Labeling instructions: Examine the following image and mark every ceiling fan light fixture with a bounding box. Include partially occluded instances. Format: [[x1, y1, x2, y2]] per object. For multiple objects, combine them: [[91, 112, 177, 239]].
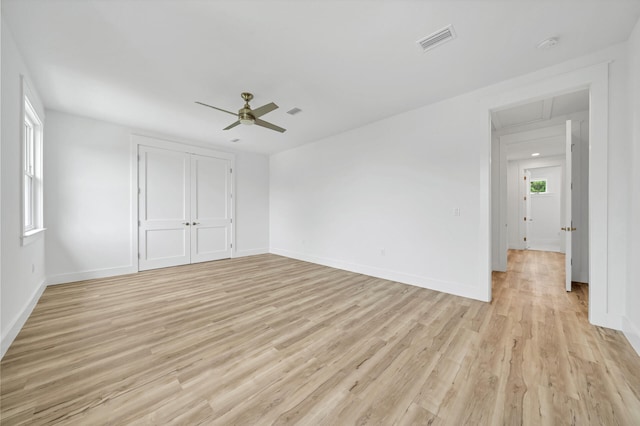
[[197, 92, 286, 133]]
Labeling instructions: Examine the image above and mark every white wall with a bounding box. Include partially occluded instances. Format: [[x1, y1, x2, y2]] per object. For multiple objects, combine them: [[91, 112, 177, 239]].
[[271, 93, 487, 301], [271, 42, 629, 327], [1, 21, 47, 357], [624, 17, 640, 354], [44, 112, 134, 282], [234, 151, 270, 257], [44, 111, 270, 284]]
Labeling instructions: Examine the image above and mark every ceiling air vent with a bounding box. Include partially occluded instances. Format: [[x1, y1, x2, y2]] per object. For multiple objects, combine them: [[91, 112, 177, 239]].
[[286, 107, 302, 116], [416, 24, 456, 53]]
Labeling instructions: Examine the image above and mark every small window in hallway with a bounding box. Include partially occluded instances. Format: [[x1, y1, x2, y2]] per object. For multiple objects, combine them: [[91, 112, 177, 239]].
[[530, 179, 547, 194]]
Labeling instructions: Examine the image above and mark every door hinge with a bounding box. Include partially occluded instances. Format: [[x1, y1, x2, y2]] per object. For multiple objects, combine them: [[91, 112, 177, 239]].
[[138, 220, 141, 226], [524, 216, 526, 221], [230, 168, 233, 174], [230, 243, 233, 248], [230, 218, 233, 223], [524, 196, 527, 201], [524, 237, 527, 241], [571, 182, 573, 190], [138, 253, 141, 259], [524, 176, 527, 180], [571, 258, 573, 265]]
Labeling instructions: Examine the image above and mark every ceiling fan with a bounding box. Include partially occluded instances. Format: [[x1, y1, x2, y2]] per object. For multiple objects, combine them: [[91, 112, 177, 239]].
[[196, 92, 286, 133]]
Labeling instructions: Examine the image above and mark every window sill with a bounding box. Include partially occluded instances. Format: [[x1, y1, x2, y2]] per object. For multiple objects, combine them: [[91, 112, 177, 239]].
[[22, 227, 46, 246]]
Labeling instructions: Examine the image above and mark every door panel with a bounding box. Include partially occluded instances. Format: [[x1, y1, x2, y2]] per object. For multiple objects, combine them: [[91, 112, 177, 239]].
[[146, 228, 189, 259], [139, 146, 191, 271], [190, 154, 232, 263]]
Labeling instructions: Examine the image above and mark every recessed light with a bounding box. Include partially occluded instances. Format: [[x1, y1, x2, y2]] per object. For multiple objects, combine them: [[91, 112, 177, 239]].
[[537, 37, 559, 50], [531, 152, 540, 157], [230, 138, 240, 143]]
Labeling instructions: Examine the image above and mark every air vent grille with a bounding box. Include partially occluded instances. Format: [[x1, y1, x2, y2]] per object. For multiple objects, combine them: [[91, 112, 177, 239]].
[[286, 107, 302, 115], [416, 24, 456, 52]]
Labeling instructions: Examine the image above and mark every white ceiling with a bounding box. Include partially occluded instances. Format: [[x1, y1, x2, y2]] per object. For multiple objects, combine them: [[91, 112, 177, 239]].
[[3, 1, 639, 154], [492, 89, 589, 130], [496, 89, 589, 161]]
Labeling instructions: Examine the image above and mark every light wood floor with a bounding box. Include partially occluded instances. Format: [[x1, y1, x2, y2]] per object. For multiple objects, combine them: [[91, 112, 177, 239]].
[[1, 250, 639, 425]]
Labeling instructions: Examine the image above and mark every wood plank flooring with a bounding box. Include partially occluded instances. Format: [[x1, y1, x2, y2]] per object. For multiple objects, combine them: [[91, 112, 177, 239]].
[[1, 250, 639, 425]]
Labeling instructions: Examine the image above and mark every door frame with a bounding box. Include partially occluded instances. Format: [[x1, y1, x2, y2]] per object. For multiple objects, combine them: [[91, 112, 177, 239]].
[[486, 61, 611, 328], [130, 133, 235, 271]]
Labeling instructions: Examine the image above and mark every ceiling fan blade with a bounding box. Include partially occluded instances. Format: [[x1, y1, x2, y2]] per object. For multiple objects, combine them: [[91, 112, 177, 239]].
[[254, 118, 286, 133], [251, 102, 278, 118], [223, 121, 241, 130], [195, 101, 237, 116]]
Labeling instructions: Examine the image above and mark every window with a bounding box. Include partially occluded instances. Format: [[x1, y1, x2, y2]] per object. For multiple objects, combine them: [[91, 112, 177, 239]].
[[22, 85, 44, 243], [530, 179, 547, 194]]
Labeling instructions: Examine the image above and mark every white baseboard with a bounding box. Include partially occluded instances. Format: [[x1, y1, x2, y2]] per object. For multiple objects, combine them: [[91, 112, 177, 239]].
[[46, 265, 138, 286], [269, 248, 487, 302], [1, 278, 47, 359], [527, 241, 562, 252], [622, 316, 640, 356], [234, 248, 269, 258]]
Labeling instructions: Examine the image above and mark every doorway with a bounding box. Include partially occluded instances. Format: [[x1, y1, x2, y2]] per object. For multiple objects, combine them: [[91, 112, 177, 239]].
[[486, 63, 610, 328], [491, 89, 590, 295], [524, 165, 563, 252]]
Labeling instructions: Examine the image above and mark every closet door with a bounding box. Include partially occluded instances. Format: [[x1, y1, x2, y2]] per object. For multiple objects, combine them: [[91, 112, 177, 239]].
[[139, 146, 191, 271], [190, 154, 232, 263]]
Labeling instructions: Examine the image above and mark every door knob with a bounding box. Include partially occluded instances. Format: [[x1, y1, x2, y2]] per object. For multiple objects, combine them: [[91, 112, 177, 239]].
[[192, 222, 200, 225], [183, 222, 190, 226], [561, 227, 567, 231]]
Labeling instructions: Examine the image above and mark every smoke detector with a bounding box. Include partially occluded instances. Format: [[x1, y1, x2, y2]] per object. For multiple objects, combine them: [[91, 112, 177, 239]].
[[416, 25, 456, 53]]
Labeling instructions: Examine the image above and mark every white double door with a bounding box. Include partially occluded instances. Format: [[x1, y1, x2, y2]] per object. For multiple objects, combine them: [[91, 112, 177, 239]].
[[138, 145, 232, 271]]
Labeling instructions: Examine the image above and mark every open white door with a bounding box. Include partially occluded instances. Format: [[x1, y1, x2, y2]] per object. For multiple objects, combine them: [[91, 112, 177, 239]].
[[190, 154, 232, 263], [139, 146, 191, 271], [524, 170, 532, 249], [564, 120, 575, 291]]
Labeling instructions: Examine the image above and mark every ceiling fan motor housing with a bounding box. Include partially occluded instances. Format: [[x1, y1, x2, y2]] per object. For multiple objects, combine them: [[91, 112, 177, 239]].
[[239, 108, 255, 125]]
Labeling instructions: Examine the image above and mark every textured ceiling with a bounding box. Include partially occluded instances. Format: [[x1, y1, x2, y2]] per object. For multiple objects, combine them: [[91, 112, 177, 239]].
[[2, 1, 639, 154]]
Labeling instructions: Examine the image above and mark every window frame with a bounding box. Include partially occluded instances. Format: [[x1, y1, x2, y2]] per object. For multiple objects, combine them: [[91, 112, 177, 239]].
[[21, 79, 45, 245]]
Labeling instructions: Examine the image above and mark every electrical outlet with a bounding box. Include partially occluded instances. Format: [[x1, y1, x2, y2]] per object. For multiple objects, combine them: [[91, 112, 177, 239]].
[[453, 207, 461, 216]]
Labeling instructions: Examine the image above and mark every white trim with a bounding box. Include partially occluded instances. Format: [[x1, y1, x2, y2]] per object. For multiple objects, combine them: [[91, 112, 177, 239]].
[[1, 279, 47, 359], [270, 248, 489, 302], [234, 248, 269, 258], [486, 61, 613, 329], [21, 227, 46, 246], [46, 266, 138, 286], [622, 316, 640, 357], [21, 77, 45, 244]]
